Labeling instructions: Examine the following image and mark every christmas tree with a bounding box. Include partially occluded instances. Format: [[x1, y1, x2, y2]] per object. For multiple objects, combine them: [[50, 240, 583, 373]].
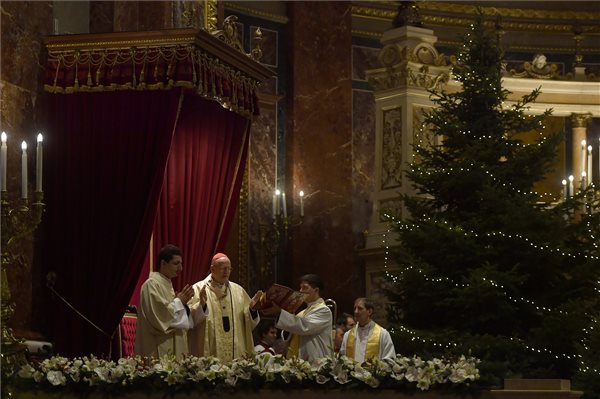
[[384, 12, 600, 394]]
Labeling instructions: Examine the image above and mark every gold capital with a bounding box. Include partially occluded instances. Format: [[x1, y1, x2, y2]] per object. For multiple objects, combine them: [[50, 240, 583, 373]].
[[570, 113, 592, 128]]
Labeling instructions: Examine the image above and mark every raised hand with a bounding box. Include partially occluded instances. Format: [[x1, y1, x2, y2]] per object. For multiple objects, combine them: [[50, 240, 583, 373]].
[[250, 290, 264, 310], [176, 284, 194, 304], [198, 284, 207, 305]]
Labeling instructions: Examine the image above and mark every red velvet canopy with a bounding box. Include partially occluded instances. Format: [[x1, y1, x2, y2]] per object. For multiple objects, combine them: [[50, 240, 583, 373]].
[[40, 28, 272, 357]]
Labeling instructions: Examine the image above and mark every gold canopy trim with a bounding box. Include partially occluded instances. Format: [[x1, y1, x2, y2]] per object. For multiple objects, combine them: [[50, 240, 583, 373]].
[[43, 29, 274, 118]]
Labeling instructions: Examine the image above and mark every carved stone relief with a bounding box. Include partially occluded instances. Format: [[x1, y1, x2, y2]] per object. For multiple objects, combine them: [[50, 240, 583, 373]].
[[412, 105, 437, 163], [382, 107, 403, 190], [379, 198, 403, 222]]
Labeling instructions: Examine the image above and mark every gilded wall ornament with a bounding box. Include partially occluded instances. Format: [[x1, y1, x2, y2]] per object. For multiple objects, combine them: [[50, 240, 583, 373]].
[[508, 53, 559, 80]]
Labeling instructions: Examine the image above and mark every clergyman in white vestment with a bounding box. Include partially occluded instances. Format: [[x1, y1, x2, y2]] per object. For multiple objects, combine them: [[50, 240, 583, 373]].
[[340, 297, 396, 362], [188, 253, 263, 361], [271, 274, 333, 362], [135, 244, 208, 359]]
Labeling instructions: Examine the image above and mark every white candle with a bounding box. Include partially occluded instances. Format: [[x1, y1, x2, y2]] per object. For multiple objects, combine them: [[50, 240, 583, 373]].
[[272, 192, 277, 219], [581, 171, 587, 190], [568, 175, 574, 198], [1, 132, 7, 191], [299, 190, 304, 217], [282, 192, 287, 218], [36, 133, 43, 192], [581, 140, 586, 179], [587, 145, 593, 184], [561, 179, 567, 201], [21, 141, 28, 199], [275, 189, 281, 216]]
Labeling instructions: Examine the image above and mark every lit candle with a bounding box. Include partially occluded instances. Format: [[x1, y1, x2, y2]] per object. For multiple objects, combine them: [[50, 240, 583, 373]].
[[587, 145, 593, 184], [21, 141, 28, 199], [36, 133, 43, 192], [561, 179, 567, 201], [299, 190, 304, 217], [275, 189, 281, 216], [581, 140, 586, 180], [1, 132, 7, 191], [282, 191, 287, 218], [568, 175, 574, 198]]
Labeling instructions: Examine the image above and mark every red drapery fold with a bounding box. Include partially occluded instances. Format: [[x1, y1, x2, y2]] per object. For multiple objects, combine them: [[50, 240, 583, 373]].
[[42, 89, 183, 357], [149, 95, 250, 292]]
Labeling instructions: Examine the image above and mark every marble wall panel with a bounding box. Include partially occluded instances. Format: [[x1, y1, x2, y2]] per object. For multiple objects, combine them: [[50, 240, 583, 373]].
[[113, 1, 173, 32], [352, 45, 382, 82], [247, 106, 277, 294], [352, 89, 376, 244], [1, 1, 52, 92], [286, 2, 356, 313], [90, 1, 115, 33]]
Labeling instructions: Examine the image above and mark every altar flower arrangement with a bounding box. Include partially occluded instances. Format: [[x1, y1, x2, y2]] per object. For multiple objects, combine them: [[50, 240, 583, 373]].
[[15, 354, 479, 394]]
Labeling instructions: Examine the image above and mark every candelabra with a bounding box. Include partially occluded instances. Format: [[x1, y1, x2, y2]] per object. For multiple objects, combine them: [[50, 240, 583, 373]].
[[258, 191, 305, 287], [1, 190, 44, 393]]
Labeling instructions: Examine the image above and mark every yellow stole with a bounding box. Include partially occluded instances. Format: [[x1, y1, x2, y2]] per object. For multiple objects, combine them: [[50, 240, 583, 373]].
[[345, 322, 381, 361], [287, 298, 326, 358]]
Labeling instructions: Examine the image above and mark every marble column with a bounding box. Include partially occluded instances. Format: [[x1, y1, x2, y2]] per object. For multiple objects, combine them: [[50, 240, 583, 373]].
[[570, 113, 592, 192], [285, 2, 356, 313]]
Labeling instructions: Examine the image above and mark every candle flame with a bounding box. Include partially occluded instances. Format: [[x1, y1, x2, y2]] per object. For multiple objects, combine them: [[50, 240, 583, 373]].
[[37, 133, 44, 143], [299, 190, 304, 197], [1, 132, 6, 142], [21, 141, 27, 150]]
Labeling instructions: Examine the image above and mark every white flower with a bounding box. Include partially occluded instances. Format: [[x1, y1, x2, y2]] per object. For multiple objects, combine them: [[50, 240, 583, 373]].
[[33, 371, 45, 383], [315, 374, 330, 384], [47, 370, 67, 386], [18, 365, 35, 379]]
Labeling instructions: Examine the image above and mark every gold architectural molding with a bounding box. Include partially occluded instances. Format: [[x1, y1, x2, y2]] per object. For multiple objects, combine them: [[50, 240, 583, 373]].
[[205, 0, 218, 31], [418, 1, 600, 21], [570, 113, 593, 128], [224, 2, 289, 24], [435, 39, 600, 55], [352, 4, 600, 33]]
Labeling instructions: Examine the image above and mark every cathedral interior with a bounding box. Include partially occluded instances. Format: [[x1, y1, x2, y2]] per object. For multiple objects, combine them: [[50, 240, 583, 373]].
[[1, 0, 599, 360]]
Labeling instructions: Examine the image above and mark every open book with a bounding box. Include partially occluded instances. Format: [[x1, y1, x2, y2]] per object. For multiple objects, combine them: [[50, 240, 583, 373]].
[[256, 284, 308, 313]]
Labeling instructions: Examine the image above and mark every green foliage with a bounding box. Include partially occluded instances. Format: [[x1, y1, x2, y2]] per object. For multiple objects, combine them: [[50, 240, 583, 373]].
[[384, 11, 600, 396]]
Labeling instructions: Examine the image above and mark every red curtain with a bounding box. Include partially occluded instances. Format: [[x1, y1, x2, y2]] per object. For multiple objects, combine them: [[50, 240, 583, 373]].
[[150, 95, 250, 291], [42, 89, 183, 357]]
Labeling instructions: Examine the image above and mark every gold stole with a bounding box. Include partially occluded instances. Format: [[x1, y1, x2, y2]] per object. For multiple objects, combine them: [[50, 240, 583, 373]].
[[209, 285, 234, 361], [287, 298, 326, 358], [346, 322, 381, 361]]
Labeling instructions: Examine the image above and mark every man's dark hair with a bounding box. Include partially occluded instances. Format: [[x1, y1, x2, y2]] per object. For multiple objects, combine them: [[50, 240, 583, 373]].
[[257, 320, 276, 339], [158, 244, 182, 264], [354, 297, 375, 312], [336, 312, 353, 327], [300, 274, 324, 291]]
